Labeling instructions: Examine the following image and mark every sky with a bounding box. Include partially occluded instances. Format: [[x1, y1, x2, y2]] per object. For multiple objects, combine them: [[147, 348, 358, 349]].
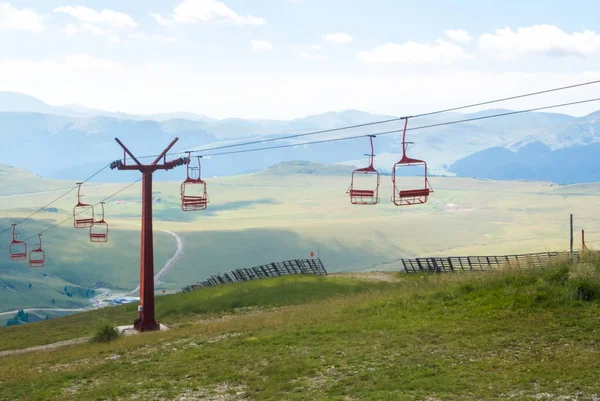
[[1, 0, 600, 119]]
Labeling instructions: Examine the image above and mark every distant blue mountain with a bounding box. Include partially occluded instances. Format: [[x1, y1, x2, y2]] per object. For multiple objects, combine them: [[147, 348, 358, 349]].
[[2, 91, 600, 183], [449, 141, 600, 184]]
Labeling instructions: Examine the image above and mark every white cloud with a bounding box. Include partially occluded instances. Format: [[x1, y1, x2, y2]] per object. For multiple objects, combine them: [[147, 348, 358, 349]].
[[2, 60, 599, 121], [155, 34, 177, 43], [251, 40, 273, 51], [54, 5, 137, 28], [151, 13, 171, 26], [64, 23, 109, 36], [311, 45, 322, 50], [0, 3, 44, 33], [109, 35, 120, 43], [479, 25, 600, 58], [444, 29, 472, 44], [128, 32, 177, 43], [357, 40, 471, 64], [64, 54, 123, 71], [128, 32, 146, 39], [0, 54, 122, 75], [300, 52, 326, 61], [323, 32, 352, 44], [162, 0, 266, 25]]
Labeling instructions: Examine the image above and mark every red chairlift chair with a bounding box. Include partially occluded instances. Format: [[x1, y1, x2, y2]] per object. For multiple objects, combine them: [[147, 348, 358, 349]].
[[181, 152, 208, 212], [73, 182, 95, 228], [391, 118, 433, 206], [90, 202, 109, 243], [29, 234, 45, 268], [9, 224, 27, 261], [347, 135, 380, 205]]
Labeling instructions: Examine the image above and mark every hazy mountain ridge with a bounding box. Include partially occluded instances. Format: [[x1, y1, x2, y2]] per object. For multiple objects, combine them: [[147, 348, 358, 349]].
[[449, 141, 600, 184], [1, 91, 600, 183]]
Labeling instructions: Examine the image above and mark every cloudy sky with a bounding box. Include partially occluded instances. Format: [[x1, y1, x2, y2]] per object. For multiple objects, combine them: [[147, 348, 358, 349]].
[[1, 0, 600, 119]]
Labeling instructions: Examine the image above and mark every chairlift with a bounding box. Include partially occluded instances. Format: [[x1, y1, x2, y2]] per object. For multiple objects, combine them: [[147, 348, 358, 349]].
[[347, 135, 380, 205], [391, 118, 433, 206], [181, 152, 208, 212], [9, 224, 27, 261], [29, 234, 45, 268], [90, 202, 108, 243], [73, 182, 95, 228]]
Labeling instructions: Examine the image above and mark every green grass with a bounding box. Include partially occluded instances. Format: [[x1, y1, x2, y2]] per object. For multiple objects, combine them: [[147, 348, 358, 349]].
[[0, 275, 393, 351], [2, 261, 600, 399], [3, 172, 600, 312]]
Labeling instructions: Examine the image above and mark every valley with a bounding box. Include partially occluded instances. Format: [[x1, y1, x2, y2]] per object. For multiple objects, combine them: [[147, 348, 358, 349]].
[[1, 161, 598, 316]]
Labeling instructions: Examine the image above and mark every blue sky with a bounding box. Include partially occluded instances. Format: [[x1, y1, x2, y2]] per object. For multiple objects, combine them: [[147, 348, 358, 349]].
[[1, 0, 599, 119]]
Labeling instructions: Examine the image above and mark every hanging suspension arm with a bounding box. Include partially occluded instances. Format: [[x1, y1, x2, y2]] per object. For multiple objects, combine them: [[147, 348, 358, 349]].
[[114, 138, 142, 166], [152, 137, 179, 165], [368, 135, 375, 168], [401, 117, 409, 159]]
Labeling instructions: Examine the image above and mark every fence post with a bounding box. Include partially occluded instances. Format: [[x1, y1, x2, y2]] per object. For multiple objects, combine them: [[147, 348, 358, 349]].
[[570, 214, 574, 257]]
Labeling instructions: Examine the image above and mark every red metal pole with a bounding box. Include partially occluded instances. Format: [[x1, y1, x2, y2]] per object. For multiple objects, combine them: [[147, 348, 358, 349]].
[[114, 137, 182, 332], [136, 169, 159, 331]]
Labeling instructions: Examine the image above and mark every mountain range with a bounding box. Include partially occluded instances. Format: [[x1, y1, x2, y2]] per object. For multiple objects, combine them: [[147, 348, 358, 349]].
[[1, 91, 600, 184]]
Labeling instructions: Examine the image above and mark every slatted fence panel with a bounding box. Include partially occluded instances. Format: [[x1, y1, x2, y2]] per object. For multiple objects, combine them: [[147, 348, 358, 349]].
[[181, 258, 328, 292], [402, 252, 568, 273]]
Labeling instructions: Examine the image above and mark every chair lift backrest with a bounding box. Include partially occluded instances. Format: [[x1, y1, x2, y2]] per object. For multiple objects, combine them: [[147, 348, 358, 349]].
[[347, 136, 380, 205], [391, 118, 433, 206], [73, 182, 95, 228], [90, 202, 108, 243], [181, 152, 208, 211], [29, 234, 45, 268], [9, 224, 27, 261]]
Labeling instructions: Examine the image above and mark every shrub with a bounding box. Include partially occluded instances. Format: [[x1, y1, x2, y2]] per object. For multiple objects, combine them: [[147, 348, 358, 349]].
[[568, 263, 600, 302], [90, 323, 120, 344]]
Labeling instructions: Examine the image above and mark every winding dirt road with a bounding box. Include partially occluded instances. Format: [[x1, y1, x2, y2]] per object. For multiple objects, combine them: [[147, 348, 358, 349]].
[[1, 230, 184, 317], [126, 230, 184, 296]]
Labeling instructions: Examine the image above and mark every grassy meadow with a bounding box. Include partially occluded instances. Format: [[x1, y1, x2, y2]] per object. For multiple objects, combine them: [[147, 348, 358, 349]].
[[1, 162, 600, 313], [2, 256, 600, 400]]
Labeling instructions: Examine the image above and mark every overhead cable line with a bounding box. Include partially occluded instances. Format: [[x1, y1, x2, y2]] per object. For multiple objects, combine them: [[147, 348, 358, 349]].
[[137, 78, 600, 159], [24, 179, 141, 241], [0, 163, 111, 236], [198, 97, 600, 158], [3, 85, 600, 239]]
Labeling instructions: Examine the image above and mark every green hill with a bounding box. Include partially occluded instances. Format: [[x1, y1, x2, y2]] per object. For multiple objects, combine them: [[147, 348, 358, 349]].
[[2, 166, 600, 315], [1, 257, 600, 400], [257, 161, 356, 176], [0, 164, 75, 196]]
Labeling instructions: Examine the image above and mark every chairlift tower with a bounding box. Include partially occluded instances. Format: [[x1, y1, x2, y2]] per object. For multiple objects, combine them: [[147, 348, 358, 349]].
[[112, 137, 186, 331]]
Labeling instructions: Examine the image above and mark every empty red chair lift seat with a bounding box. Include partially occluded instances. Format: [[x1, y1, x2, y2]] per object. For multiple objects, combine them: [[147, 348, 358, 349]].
[[9, 224, 27, 261], [391, 118, 433, 206], [90, 202, 109, 243], [181, 153, 209, 212], [29, 234, 45, 268], [73, 182, 95, 228], [347, 136, 380, 205]]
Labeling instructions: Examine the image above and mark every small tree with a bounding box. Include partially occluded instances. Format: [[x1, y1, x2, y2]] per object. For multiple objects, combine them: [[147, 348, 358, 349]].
[[90, 324, 120, 344], [28, 283, 32, 289]]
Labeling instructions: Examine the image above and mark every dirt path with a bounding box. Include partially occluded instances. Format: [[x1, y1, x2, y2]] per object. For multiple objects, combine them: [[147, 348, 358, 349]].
[[0, 307, 88, 317], [0, 337, 89, 357], [328, 271, 402, 282], [126, 230, 184, 296]]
